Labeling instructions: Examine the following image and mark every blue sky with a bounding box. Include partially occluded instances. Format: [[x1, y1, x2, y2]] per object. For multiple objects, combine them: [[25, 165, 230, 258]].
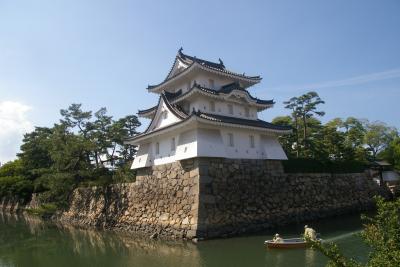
[[0, 0, 399, 162]]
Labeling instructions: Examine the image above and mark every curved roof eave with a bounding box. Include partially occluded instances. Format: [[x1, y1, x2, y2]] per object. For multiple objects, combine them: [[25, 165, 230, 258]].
[[126, 110, 292, 144], [138, 84, 274, 118], [147, 62, 261, 93]]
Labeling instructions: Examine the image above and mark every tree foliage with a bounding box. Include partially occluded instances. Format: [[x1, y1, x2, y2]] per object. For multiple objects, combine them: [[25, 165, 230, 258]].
[[309, 197, 400, 267], [276, 92, 398, 167]]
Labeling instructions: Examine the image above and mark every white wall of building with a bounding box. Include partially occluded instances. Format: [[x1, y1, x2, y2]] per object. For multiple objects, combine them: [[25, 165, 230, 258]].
[[150, 99, 182, 131], [131, 125, 287, 169], [131, 143, 152, 169], [260, 135, 288, 160]]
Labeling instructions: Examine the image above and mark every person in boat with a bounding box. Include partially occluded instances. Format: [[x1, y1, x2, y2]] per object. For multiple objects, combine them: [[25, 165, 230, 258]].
[[272, 233, 283, 243], [304, 225, 317, 240]]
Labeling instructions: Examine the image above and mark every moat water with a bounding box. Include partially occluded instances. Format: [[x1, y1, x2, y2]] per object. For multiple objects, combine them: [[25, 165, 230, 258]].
[[0, 212, 368, 267]]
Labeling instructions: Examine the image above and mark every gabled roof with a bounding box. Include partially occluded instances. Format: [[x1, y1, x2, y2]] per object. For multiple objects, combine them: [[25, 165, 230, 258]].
[[147, 48, 262, 92], [138, 82, 274, 118], [142, 94, 187, 134]]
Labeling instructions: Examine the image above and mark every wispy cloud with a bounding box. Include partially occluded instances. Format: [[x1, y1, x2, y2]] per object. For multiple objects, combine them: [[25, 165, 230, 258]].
[[268, 68, 400, 93], [0, 101, 33, 164]]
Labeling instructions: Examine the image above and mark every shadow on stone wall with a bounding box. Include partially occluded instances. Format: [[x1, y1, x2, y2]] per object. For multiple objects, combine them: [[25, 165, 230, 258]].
[[60, 159, 200, 239], [195, 157, 385, 239]]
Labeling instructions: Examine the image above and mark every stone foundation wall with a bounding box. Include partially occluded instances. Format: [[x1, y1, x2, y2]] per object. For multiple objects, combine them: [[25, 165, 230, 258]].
[[196, 158, 382, 238], [60, 159, 199, 239], [60, 157, 384, 239]]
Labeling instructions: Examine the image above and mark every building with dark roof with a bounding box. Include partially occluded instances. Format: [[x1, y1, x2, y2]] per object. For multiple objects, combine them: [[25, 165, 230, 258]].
[[126, 49, 291, 169]]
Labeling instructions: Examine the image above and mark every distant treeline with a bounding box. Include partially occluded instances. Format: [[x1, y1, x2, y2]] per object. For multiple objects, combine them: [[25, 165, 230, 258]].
[[272, 91, 399, 171]]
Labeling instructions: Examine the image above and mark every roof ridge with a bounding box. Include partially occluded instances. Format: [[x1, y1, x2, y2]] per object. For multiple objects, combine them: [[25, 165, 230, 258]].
[[178, 48, 225, 70]]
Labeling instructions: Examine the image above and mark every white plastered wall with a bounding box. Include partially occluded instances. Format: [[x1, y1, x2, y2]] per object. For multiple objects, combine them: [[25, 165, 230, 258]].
[[149, 99, 182, 131], [131, 125, 288, 169]]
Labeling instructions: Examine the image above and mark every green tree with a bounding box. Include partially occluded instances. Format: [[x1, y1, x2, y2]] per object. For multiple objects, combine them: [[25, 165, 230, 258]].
[[364, 121, 397, 160], [90, 107, 113, 167], [0, 160, 33, 202], [283, 91, 325, 157], [316, 122, 346, 160], [48, 123, 93, 172], [380, 136, 400, 170], [296, 91, 325, 152], [0, 159, 24, 177], [10, 103, 141, 208], [272, 116, 296, 158], [116, 115, 141, 164], [17, 127, 53, 176], [284, 98, 302, 157]]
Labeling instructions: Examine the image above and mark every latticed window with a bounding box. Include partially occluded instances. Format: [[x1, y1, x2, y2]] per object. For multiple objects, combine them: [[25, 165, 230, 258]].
[[155, 142, 160, 154]]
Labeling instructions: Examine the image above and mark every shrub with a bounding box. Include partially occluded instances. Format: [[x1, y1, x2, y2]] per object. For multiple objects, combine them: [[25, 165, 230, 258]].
[[308, 196, 400, 266], [112, 162, 136, 183]]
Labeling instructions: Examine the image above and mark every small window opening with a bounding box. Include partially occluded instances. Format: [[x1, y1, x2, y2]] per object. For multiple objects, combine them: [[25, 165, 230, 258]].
[[171, 138, 176, 151], [209, 79, 215, 88], [228, 104, 233, 115], [249, 135, 255, 148], [210, 101, 215, 112], [228, 133, 234, 147]]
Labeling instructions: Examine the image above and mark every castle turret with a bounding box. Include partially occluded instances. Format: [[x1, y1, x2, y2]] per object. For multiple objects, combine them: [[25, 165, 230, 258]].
[[125, 49, 291, 169]]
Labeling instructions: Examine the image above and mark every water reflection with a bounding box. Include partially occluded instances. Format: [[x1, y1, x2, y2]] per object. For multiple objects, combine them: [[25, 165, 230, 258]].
[[0, 212, 368, 267], [0, 212, 202, 267], [264, 246, 320, 267]]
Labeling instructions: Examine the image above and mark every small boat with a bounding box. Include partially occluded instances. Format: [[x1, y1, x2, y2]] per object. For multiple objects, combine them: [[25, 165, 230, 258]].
[[264, 238, 322, 249]]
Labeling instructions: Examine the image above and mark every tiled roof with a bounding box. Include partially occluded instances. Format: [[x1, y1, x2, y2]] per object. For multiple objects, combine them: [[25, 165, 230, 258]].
[[219, 82, 274, 105]]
